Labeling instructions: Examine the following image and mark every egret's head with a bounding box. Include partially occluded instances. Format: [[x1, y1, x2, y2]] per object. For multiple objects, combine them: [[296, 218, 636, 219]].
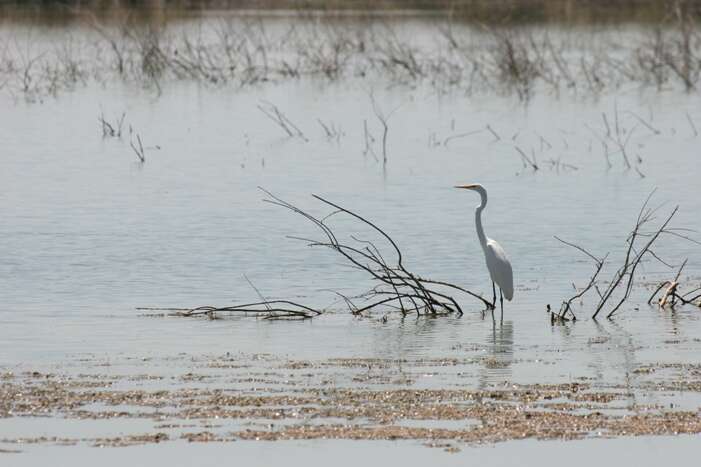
[[454, 183, 488, 205]]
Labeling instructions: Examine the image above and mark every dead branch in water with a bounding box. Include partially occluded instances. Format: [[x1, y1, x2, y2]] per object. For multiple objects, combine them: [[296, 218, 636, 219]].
[[129, 133, 146, 163], [593, 193, 679, 319], [362, 119, 378, 160], [99, 112, 126, 138], [515, 146, 539, 171], [647, 259, 701, 308], [369, 93, 398, 165], [486, 124, 501, 142], [261, 188, 494, 316], [143, 189, 492, 321], [554, 191, 698, 320], [317, 118, 343, 143], [257, 101, 308, 141], [140, 301, 322, 320], [553, 236, 608, 321], [139, 272, 321, 320], [686, 111, 698, 137], [442, 128, 482, 147]]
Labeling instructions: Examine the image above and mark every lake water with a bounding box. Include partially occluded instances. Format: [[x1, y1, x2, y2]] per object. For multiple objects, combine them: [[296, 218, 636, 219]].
[[1, 9, 701, 463]]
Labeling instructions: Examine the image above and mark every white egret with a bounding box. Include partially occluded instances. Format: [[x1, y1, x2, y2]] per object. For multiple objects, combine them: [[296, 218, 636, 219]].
[[455, 184, 513, 318]]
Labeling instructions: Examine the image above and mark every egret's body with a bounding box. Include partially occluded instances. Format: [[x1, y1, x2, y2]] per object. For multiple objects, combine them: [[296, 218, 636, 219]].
[[455, 184, 513, 317]]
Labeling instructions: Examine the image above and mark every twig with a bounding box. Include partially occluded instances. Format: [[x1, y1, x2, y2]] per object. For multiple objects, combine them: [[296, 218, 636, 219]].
[[369, 93, 398, 165], [130, 134, 146, 163], [515, 146, 539, 170], [174, 301, 321, 320], [626, 110, 660, 135], [486, 124, 501, 142], [317, 119, 342, 143], [443, 129, 483, 146], [362, 119, 378, 161], [98, 112, 126, 138], [258, 101, 308, 141], [686, 112, 698, 137], [554, 236, 608, 320], [243, 273, 271, 311]]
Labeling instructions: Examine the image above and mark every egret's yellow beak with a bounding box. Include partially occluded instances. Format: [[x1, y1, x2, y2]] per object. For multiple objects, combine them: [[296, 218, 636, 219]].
[[454, 184, 478, 190]]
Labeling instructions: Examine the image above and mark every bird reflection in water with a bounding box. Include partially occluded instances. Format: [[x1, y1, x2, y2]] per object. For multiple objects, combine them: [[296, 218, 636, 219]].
[[478, 320, 515, 389]]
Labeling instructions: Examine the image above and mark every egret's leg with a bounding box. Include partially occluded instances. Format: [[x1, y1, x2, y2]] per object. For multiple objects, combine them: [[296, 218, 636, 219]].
[[492, 282, 497, 308], [499, 288, 504, 323]]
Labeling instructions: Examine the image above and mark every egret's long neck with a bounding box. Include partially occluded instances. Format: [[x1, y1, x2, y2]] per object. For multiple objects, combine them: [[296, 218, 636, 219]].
[[474, 190, 488, 249]]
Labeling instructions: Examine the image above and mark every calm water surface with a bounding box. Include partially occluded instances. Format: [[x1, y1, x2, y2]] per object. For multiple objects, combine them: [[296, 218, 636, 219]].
[[2, 80, 699, 356]]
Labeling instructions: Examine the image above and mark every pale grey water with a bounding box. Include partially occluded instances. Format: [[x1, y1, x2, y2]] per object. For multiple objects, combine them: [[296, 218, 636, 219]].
[[6, 436, 701, 467], [1, 14, 701, 461], [2, 80, 700, 358]]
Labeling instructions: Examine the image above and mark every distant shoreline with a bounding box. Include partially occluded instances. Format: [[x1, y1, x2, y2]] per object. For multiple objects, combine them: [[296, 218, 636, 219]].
[[2, 0, 700, 26]]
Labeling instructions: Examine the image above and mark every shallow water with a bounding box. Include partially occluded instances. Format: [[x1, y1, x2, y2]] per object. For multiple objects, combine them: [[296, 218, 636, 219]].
[[1, 12, 701, 460], [6, 435, 701, 467], [2, 79, 699, 359]]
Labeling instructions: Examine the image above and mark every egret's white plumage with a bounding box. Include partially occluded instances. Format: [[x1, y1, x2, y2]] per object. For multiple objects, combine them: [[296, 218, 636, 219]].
[[484, 240, 513, 301], [455, 184, 514, 312]]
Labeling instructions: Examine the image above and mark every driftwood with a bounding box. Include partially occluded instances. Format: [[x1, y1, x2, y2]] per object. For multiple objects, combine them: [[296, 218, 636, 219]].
[[648, 259, 701, 308]]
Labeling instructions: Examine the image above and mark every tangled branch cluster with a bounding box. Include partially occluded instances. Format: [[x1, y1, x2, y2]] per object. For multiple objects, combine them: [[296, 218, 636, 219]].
[[552, 191, 699, 322], [262, 189, 493, 317], [148, 189, 492, 321]]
